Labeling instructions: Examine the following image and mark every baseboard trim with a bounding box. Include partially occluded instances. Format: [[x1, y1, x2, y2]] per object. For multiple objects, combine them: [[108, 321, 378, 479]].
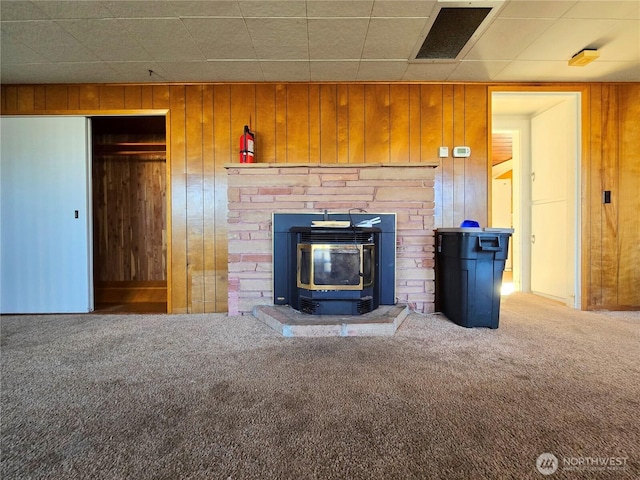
[[95, 281, 167, 304]]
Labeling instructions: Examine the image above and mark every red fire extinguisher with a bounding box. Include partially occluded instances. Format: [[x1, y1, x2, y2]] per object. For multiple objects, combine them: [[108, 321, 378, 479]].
[[239, 125, 255, 163]]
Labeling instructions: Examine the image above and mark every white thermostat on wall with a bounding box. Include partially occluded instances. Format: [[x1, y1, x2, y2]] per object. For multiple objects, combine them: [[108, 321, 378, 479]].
[[453, 146, 471, 158]]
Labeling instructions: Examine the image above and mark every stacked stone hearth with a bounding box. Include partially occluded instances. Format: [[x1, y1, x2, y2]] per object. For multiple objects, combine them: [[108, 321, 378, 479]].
[[225, 163, 437, 316]]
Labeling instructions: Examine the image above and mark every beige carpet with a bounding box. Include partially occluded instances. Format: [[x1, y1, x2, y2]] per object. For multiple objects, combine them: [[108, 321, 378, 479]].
[[1, 293, 638, 479]]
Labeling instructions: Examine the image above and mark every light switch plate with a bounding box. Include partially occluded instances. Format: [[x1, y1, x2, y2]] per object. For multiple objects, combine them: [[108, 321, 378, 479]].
[[439, 146, 449, 158], [453, 146, 471, 158]]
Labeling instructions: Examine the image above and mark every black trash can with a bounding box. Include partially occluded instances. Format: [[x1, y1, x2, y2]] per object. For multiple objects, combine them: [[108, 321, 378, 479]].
[[435, 228, 513, 328]]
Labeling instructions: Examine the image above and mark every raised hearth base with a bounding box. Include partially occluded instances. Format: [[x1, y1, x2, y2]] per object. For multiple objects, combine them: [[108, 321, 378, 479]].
[[253, 304, 409, 337]]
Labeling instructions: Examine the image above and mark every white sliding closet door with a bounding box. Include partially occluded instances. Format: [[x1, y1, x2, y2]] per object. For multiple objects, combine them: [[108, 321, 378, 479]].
[[1, 116, 93, 313]]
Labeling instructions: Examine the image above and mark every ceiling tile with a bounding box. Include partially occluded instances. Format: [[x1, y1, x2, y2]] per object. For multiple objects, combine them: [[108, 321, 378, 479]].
[[238, 0, 307, 17], [492, 60, 580, 81], [517, 18, 620, 61], [159, 60, 263, 82], [465, 18, 554, 61], [308, 18, 368, 59], [403, 61, 457, 80], [1, 20, 100, 62], [103, 1, 178, 18], [0, 1, 49, 21], [57, 19, 150, 61], [33, 0, 114, 19], [307, 1, 373, 17], [118, 18, 204, 61], [170, 1, 241, 17], [371, 1, 436, 17], [0, 35, 48, 64], [310, 60, 359, 81], [182, 18, 255, 59], [106, 62, 171, 82], [260, 60, 310, 81], [1, 61, 123, 84], [246, 18, 308, 60], [593, 62, 640, 81], [357, 60, 407, 80], [0, 0, 638, 83], [498, 1, 574, 19], [448, 60, 510, 81], [562, 1, 640, 19], [362, 17, 426, 58], [598, 21, 640, 62]]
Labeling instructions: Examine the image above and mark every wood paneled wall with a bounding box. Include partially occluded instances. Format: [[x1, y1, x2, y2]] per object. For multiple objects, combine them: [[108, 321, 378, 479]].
[[92, 136, 166, 282], [586, 84, 640, 309], [2, 82, 638, 312]]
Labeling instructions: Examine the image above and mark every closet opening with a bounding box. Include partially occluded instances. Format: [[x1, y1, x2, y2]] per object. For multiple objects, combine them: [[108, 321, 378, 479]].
[[91, 116, 167, 313]]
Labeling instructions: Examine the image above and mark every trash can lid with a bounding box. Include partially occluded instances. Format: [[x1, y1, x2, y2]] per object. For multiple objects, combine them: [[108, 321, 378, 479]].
[[437, 227, 514, 233]]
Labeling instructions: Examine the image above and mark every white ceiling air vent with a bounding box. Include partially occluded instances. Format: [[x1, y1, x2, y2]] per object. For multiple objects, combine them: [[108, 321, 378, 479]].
[[410, 1, 505, 62]]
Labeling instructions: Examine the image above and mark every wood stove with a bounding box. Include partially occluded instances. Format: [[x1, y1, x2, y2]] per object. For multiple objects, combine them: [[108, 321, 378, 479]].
[[273, 213, 396, 315], [292, 226, 379, 314]]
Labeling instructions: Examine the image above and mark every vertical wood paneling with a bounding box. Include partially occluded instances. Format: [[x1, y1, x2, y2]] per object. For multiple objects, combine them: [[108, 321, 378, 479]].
[[230, 84, 256, 162], [319, 84, 338, 164], [78, 86, 100, 110], [348, 85, 365, 163], [186, 85, 205, 313], [141, 85, 154, 109], [584, 83, 640, 309], [389, 84, 410, 162], [365, 84, 389, 163], [286, 84, 310, 162], [337, 84, 349, 163], [275, 84, 287, 162], [432, 85, 451, 227], [45, 86, 68, 109], [3, 81, 637, 311], [1, 86, 8, 110], [255, 84, 276, 163], [202, 86, 216, 312], [452, 85, 467, 224], [588, 84, 604, 306], [99, 86, 125, 110], [92, 149, 166, 282], [464, 85, 488, 225], [124, 85, 142, 109], [617, 84, 640, 306], [68, 87, 80, 109], [33, 86, 46, 110], [169, 85, 188, 313], [309, 84, 321, 163], [408, 85, 422, 163], [152, 85, 170, 109], [601, 85, 619, 306], [16, 86, 35, 111], [212, 85, 230, 311]]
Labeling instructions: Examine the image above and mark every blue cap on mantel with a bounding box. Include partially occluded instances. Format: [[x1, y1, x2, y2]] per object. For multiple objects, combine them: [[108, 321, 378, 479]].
[[460, 219, 480, 227]]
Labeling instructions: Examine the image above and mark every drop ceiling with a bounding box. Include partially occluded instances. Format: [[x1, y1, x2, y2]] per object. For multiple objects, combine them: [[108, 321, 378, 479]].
[[1, 0, 639, 84]]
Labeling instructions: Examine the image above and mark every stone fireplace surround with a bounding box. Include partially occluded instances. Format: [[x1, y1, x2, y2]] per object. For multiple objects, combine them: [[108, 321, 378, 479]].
[[225, 163, 438, 316]]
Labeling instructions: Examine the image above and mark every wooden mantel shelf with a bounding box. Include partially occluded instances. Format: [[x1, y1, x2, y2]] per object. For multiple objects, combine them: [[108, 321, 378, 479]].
[[224, 162, 440, 169]]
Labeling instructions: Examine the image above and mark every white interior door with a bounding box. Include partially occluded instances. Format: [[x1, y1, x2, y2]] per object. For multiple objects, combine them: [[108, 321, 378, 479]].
[[1, 116, 93, 313], [529, 100, 576, 303]]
